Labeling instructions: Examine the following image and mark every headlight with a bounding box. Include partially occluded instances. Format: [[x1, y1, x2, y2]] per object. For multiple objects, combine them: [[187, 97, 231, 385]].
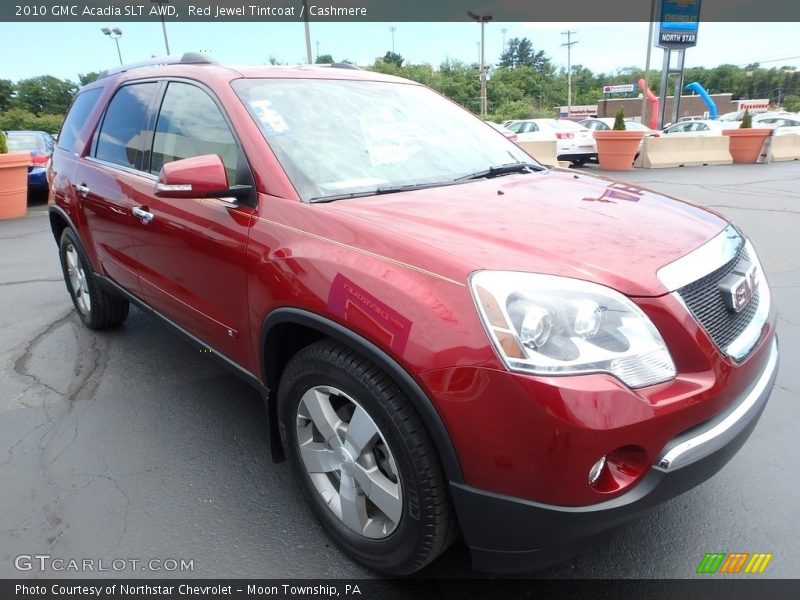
[[469, 271, 676, 388]]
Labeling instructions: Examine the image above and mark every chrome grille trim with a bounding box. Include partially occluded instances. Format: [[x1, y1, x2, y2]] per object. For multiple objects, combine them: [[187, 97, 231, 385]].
[[657, 225, 742, 292]]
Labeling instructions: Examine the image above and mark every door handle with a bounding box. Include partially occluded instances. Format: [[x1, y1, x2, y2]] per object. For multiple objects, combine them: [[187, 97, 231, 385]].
[[132, 206, 154, 224], [75, 183, 90, 197]]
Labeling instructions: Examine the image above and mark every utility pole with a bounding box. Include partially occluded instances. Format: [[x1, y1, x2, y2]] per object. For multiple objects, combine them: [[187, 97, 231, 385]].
[[468, 11, 492, 118], [302, 0, 312, 64], [501, 27, 507, 49], [315, 41, 320, 61], [561, 30, 577, 117], [389, 26, 396, 53]]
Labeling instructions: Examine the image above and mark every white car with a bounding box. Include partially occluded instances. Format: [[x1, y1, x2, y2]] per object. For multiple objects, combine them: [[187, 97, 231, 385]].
[[486, 121, 519, 141], [507, 119, 597, 166], [753, 113, 800, 135], [661, 120, 736, 136]]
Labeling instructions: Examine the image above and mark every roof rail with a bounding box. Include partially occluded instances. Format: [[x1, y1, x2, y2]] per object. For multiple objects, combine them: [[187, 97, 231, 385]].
[[97, 52, 217, 80]]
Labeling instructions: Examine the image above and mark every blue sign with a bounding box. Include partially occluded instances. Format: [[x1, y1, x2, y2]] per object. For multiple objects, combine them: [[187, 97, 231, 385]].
[[658, 0, 701, 48]]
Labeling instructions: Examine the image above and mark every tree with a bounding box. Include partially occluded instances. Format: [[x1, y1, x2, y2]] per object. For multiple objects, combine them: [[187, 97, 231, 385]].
[[13, 75, 77, 116], [383, 51, 404, 68], [78, 72, 100, 87], [0, 79, 14, 112], [499, 37, 549, 72], [315, 54, 334, 64]]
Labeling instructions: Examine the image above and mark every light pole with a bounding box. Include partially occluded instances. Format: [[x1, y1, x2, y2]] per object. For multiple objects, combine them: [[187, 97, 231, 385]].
[[561, 30, 577, 117], [468, 10, 492, 118], [316, 41, 320, 61], [389, 26, 396, 53], [101, 27, 123, 65], [302, 0, 312, 64], [150, 0, 171, 55], [501, 27, 507, 49]]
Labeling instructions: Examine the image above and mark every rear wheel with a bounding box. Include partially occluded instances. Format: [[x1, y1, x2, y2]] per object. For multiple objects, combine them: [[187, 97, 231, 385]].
[[278, 340, 454, 574], [570, 158, 588, 167], [58, 228, 129, 329]]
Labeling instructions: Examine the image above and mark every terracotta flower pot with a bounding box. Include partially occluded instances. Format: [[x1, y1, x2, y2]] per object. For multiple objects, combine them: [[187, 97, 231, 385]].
[[723, 128, 771, 164], [593, 130, 645, 171], [0, 152, 30, 220]]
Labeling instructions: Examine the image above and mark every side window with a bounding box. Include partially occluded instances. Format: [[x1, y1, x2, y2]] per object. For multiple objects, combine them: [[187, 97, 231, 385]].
[[95, 83, 159, 170], [58, 88, 102, 153], [150, 82, 239, 184]]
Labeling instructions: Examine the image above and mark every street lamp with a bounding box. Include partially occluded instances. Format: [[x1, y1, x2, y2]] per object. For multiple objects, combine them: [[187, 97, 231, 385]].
[[389, 26, 396, 53], [101, 27, 123, 65], [150, 0, 171, 55], [467, 10, 492, 118]]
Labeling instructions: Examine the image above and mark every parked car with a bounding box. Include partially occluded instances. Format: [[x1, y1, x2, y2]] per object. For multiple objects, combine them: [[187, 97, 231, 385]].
[[4, 130, 54, 192], [661, 120, 736, 136], [507, 118, 597, 165], [752, 113, 800, 135], [50, 55, 778, 575], [486, 121, 518, 141]]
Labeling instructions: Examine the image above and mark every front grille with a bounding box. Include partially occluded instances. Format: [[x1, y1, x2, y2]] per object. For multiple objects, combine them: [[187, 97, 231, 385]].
[[677, 244, 760, 353]]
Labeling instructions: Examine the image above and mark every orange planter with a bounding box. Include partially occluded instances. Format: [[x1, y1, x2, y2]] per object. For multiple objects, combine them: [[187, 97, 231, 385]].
[[593, 130, 645, 171], [0, 152, 30, 220], [723, 128, 771, 164]]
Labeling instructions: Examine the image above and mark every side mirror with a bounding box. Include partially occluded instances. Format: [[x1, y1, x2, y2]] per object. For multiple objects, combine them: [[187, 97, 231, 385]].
[[155, 154, 251, 202]]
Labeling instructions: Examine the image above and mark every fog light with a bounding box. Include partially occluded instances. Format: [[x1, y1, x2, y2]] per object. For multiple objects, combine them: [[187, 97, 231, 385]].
[[588, 455, 607, 486]]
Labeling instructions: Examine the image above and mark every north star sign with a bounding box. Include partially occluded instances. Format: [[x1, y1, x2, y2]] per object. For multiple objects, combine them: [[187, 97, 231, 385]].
[[657, 0, 701, 49]]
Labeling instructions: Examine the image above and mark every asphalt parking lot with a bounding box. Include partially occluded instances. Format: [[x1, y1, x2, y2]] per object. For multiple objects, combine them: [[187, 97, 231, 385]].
[[1, 162, 798, 580]]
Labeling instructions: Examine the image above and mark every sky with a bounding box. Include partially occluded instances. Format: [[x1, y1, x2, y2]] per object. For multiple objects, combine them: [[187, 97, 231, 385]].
[[1, 21, 798, 83]]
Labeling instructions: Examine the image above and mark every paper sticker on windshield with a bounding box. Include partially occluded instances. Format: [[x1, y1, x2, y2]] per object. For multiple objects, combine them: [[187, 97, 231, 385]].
[[249, 99, 290, 135]]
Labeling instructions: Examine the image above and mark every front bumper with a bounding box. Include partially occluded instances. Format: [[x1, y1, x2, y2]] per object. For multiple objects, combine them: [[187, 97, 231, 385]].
[[450, 338, 778, 573]]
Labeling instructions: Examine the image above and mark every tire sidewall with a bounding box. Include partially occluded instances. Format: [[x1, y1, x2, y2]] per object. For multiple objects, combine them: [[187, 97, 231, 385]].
[[278, 352, 430, 574], [59, 228, 95, 327]]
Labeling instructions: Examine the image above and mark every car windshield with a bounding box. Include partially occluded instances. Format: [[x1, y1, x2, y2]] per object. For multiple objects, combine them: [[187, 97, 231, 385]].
[[6, 133, 44, 152], [232, 78, 533, 201], [548, 120, 586, 131]]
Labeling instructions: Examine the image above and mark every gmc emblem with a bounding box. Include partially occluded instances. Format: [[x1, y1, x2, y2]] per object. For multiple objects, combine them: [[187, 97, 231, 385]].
[[719, 260, 758, 313]]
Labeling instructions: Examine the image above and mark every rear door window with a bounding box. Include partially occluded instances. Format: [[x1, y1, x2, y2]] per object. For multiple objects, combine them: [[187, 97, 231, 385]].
[[58, 88, 102, 153], [95, 82, 159, 170]]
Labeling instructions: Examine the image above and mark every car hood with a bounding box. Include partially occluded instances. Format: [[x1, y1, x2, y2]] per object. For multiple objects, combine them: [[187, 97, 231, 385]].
[[324, 170, 728, 297]]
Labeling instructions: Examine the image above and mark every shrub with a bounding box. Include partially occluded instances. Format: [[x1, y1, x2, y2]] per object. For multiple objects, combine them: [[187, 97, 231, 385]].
[[0, 108, 64, 134], [740, 109, 752, 129], [613, 108, 626, 131], [0, 131, 7, 154]]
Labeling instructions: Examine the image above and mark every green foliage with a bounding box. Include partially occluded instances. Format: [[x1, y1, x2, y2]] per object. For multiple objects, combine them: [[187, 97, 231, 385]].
[[499, 38, 550, 72], [740, 109, 752, 128], [0, 108, 63, 134], [783, 94, 800, 112], [13, 75, 76, 116], [613, 108, 626, 130], [78, 72, 100, 87], [382, 52, 404, 68], [315, 54, 334, 64], [0, 131, 7, 154], [0, 79, 14, 112]]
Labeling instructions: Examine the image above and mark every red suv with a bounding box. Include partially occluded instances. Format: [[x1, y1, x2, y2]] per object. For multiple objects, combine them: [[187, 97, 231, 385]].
[[49, 54, 778, 574]]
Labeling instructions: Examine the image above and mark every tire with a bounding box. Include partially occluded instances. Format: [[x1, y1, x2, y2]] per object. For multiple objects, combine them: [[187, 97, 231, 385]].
[[58, 228, 129, 329], [570, 158, 588, 167], [278, 340, 454, 575]]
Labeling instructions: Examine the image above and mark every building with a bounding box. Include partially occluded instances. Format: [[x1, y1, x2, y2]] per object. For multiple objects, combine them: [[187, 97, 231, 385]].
[[597, 93, 737, 122]]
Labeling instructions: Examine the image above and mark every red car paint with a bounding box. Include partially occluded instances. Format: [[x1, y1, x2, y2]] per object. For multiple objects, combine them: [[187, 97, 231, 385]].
[[49, 63, 776, 532]]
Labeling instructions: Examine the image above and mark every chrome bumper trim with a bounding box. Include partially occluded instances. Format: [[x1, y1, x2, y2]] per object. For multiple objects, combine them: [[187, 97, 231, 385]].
[[654, 338, 778, 472]]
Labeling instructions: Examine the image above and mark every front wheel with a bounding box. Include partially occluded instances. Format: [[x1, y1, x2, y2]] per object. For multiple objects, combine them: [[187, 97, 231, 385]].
[[278, 340, 454, 575]]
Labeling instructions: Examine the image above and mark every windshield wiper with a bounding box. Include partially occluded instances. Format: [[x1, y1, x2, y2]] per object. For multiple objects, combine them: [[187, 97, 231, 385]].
[[454, 162, 547, 181], [308, 181, 459, 203]]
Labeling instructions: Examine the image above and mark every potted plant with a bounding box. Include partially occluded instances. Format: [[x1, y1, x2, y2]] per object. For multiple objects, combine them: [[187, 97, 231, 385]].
[[592, 108, 645, 171], [0, 131, 30, 220], [723, 110, 772, 164]]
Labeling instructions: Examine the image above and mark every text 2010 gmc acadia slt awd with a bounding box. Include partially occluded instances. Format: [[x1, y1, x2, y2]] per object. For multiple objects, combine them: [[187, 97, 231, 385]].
[[48, 54, 778, 574]]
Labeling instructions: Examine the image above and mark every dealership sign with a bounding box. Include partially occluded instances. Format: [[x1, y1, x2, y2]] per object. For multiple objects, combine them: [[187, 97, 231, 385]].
[[737, 99, 770, 113], [657, 0, 701, 48], [603, 84, 635, 94], [558, 105, 598, 117]]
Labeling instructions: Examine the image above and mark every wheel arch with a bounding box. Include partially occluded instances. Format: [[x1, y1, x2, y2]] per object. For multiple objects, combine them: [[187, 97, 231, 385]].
[[260, 307, 464, 484]]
